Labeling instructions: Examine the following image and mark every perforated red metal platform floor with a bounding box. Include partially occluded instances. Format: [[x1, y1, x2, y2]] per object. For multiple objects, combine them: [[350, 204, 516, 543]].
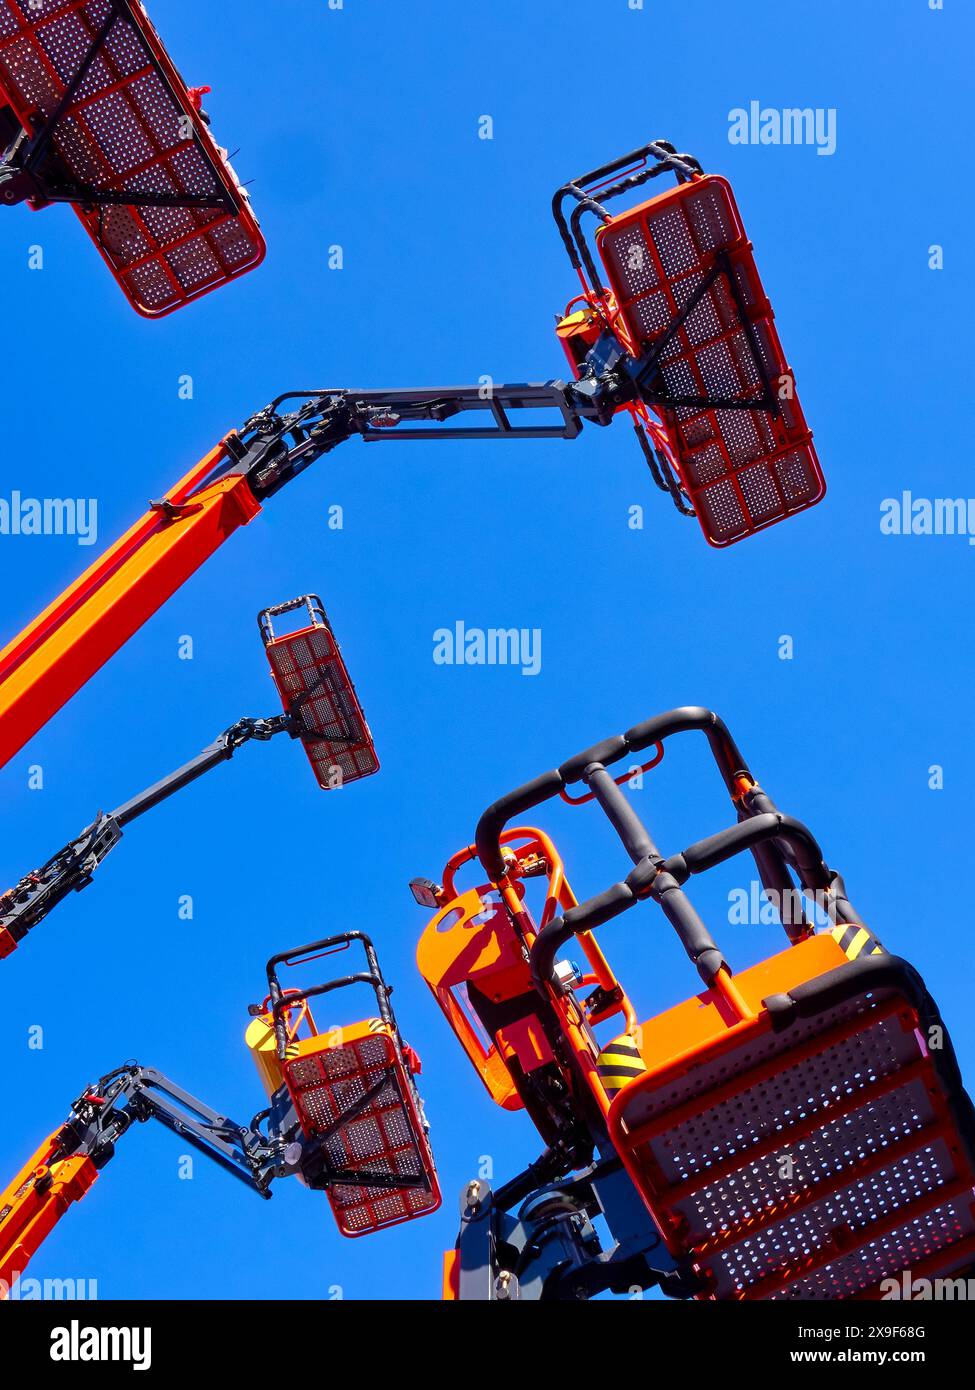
[[285, 1027, 441, 1238]]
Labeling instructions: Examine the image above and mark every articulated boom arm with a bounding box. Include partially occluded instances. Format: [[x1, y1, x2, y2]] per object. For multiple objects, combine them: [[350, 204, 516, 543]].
[[0, 374, 616, 774], [0, 1064, 278, 1295], [0, 713, 294, 959]]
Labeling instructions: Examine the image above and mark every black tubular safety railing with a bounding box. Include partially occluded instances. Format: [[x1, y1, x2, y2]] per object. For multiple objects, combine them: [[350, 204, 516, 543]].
[[551, 139, 703, 297], [471, 707, 862, 999]]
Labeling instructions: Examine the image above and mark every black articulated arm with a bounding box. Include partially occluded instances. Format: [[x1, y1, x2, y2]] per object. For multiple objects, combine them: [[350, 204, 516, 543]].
[[180, 138, 771, 522], [0, 1039, 428, 1288], [3, 133, 785, 541], [124, 1068, 280, 1194], [187, 361, 665, 512], [110, 714, 294, 827], [0, 815, 122, 960], [151, 134, 794, 540], [165, 153, 712, 511], [53, 1064, 279, 1196], [217, 377, 624, 506], [0, 714, 294, 957]]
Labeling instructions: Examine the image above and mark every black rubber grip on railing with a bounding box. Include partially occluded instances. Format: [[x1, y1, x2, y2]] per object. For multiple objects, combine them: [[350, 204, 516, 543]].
[[651, 872, 728, 986], [559, 736, 629, 784]]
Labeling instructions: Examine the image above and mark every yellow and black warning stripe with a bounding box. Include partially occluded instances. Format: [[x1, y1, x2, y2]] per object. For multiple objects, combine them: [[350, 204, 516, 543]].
[[829, 924, 886, 961], [596, 1034, 646, 1099]]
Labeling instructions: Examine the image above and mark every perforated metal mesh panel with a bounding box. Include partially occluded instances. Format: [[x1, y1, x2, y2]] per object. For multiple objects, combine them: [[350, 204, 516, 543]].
[[598, 175, 824, 545], [615, 996, 975, 1299], [0, 0, 264, 315], [284, 1028, 441, 1237], [265, 623, 379, 789]]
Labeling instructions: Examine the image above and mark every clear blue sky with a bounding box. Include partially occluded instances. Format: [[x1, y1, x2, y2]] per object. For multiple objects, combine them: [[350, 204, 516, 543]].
[[0, 0, 971, 1300]]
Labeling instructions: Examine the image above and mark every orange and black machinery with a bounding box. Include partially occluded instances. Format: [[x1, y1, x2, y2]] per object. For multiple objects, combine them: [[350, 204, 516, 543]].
[[0, 932, 440, 1295], [0, 594, 378, 958], [0, 140, 825, 772], [414, 707, 975, 1300], [0, 0, 265, 315]]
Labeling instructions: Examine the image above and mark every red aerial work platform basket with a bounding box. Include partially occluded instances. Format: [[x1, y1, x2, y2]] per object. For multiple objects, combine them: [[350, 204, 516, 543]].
[[262, 934, 441, 1238], [595, 174, 824, 545], [0, 0, 265, 316], [553, 144, 825, 545], [259, 596, 379, 790]]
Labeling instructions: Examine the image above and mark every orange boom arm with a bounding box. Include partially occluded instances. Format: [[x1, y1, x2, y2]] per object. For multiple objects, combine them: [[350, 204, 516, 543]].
[[0, 442, 261, 771], [0, 1132, 99, 1296]]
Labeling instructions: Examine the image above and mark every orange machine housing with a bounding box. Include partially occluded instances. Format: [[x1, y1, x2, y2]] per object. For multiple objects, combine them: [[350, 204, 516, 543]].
[[417, 888, 537, 1113], [417, 828, 641, 1120]]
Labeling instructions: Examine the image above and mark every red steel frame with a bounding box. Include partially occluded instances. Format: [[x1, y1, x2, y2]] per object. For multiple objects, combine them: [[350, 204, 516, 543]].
[[261, 598, 380, 789], [0, 0, 266, 315], [601, 939, 975, 1298]]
